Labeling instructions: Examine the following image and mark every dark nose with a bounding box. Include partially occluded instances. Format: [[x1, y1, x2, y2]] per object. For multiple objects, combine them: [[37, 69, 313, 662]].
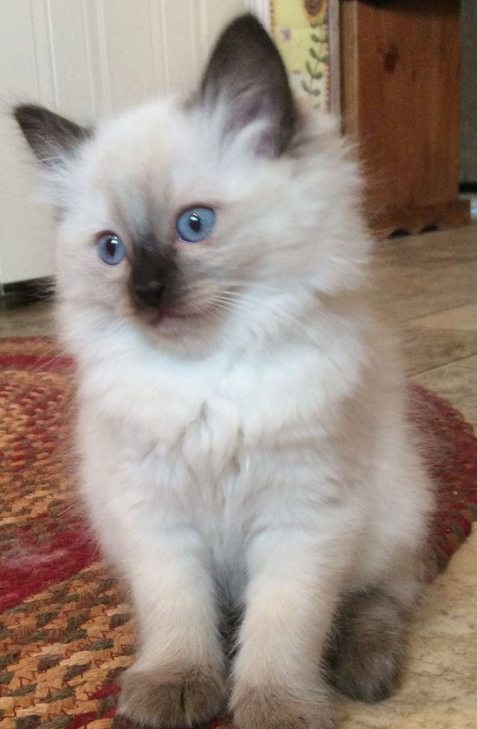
[[133, 280, 167, 308]]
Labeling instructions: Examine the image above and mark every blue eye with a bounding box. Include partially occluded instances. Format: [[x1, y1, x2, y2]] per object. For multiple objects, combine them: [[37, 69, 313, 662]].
[[176, 206, 216, 243], [97, 233, 126, 265]]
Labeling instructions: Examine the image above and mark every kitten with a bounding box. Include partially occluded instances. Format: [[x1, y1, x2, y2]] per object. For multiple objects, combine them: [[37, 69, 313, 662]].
[[14, 14, 434, 729]]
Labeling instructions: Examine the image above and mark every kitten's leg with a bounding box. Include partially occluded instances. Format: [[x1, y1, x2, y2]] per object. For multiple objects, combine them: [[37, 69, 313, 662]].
[[117, 529, 226, 727], [231, 530, 345, 729], [326, 584, 417, 703]]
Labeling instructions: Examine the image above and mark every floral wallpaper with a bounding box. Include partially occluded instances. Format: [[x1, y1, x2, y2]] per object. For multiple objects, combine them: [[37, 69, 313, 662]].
[[272, 0, 335, 112]]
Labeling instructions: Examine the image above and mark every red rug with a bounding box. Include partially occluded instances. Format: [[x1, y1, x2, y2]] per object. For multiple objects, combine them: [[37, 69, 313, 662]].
[[1, 336, 476, 729]]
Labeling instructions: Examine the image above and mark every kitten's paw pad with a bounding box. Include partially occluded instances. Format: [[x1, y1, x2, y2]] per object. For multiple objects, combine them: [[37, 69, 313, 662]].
[[231, 685, 336, 729], [327, 589, 408, 703], [118, 664, 226, 727]]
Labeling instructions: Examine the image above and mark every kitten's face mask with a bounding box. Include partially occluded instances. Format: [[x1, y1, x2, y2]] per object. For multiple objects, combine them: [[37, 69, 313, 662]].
[[13, 15, 366, 350]]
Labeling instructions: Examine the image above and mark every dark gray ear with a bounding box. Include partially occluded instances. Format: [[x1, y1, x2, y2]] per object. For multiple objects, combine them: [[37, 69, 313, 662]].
[[13, 104, 91, 167], [199, 14, 298, 156]]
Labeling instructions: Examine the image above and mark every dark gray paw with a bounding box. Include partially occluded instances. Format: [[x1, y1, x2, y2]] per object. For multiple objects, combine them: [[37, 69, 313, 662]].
[[326, 588, 411, 703], [118, 663, 226, 727]]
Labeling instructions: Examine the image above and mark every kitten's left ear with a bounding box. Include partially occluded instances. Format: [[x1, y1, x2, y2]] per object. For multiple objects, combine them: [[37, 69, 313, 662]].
[[199, 14, 298, 156], [13, 104, 91, 169]]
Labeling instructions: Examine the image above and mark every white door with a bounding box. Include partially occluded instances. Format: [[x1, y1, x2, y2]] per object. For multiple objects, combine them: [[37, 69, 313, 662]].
[[0, 0, 268, 285]]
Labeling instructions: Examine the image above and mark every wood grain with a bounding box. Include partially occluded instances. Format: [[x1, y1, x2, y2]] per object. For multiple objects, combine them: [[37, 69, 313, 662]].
[[341, 0, 470, 236]]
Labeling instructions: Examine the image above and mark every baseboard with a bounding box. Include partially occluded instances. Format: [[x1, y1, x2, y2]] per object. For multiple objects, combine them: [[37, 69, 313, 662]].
[[369, 199, 471, 239]]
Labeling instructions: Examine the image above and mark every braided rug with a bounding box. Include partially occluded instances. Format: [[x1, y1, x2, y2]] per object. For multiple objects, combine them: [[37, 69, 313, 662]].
[[1, 337, 476, 729]]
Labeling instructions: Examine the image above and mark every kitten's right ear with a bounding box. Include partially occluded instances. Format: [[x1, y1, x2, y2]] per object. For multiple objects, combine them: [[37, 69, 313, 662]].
[[199, 14, 298, 156], [13, 104, 91, 168]]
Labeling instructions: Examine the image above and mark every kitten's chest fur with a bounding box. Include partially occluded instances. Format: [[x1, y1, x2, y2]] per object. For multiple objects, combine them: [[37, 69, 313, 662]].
[[81, 331, 352, 468], [79, 327, 368, 600]]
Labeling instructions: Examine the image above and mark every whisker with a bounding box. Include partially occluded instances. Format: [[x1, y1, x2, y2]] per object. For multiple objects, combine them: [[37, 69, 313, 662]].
[[211, 289, 355, 388]]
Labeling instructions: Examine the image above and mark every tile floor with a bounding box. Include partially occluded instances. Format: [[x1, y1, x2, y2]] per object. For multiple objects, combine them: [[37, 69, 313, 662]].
[[358, 226, 477, 728], [371, 225, 477, 432], [1, 224, 476, 728]]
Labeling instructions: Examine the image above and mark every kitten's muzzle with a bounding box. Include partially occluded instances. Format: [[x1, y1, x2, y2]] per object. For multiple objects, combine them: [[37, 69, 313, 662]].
[[130, 235, 181, 314], [131, 273, 192, 331], [133, 280, 168, 309]]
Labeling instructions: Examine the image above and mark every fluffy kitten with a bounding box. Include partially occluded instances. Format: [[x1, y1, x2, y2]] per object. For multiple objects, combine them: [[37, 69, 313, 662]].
[[14, 14, 434, 729]]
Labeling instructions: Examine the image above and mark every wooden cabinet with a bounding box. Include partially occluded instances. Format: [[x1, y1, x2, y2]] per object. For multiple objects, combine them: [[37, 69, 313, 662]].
[[340, 0, 470, 237]]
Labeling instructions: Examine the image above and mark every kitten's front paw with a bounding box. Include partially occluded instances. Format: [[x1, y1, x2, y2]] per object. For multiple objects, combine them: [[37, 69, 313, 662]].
[[231, 684, 336, 729], [118, 663, 226, 727], [327, 589, 409, 703]]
